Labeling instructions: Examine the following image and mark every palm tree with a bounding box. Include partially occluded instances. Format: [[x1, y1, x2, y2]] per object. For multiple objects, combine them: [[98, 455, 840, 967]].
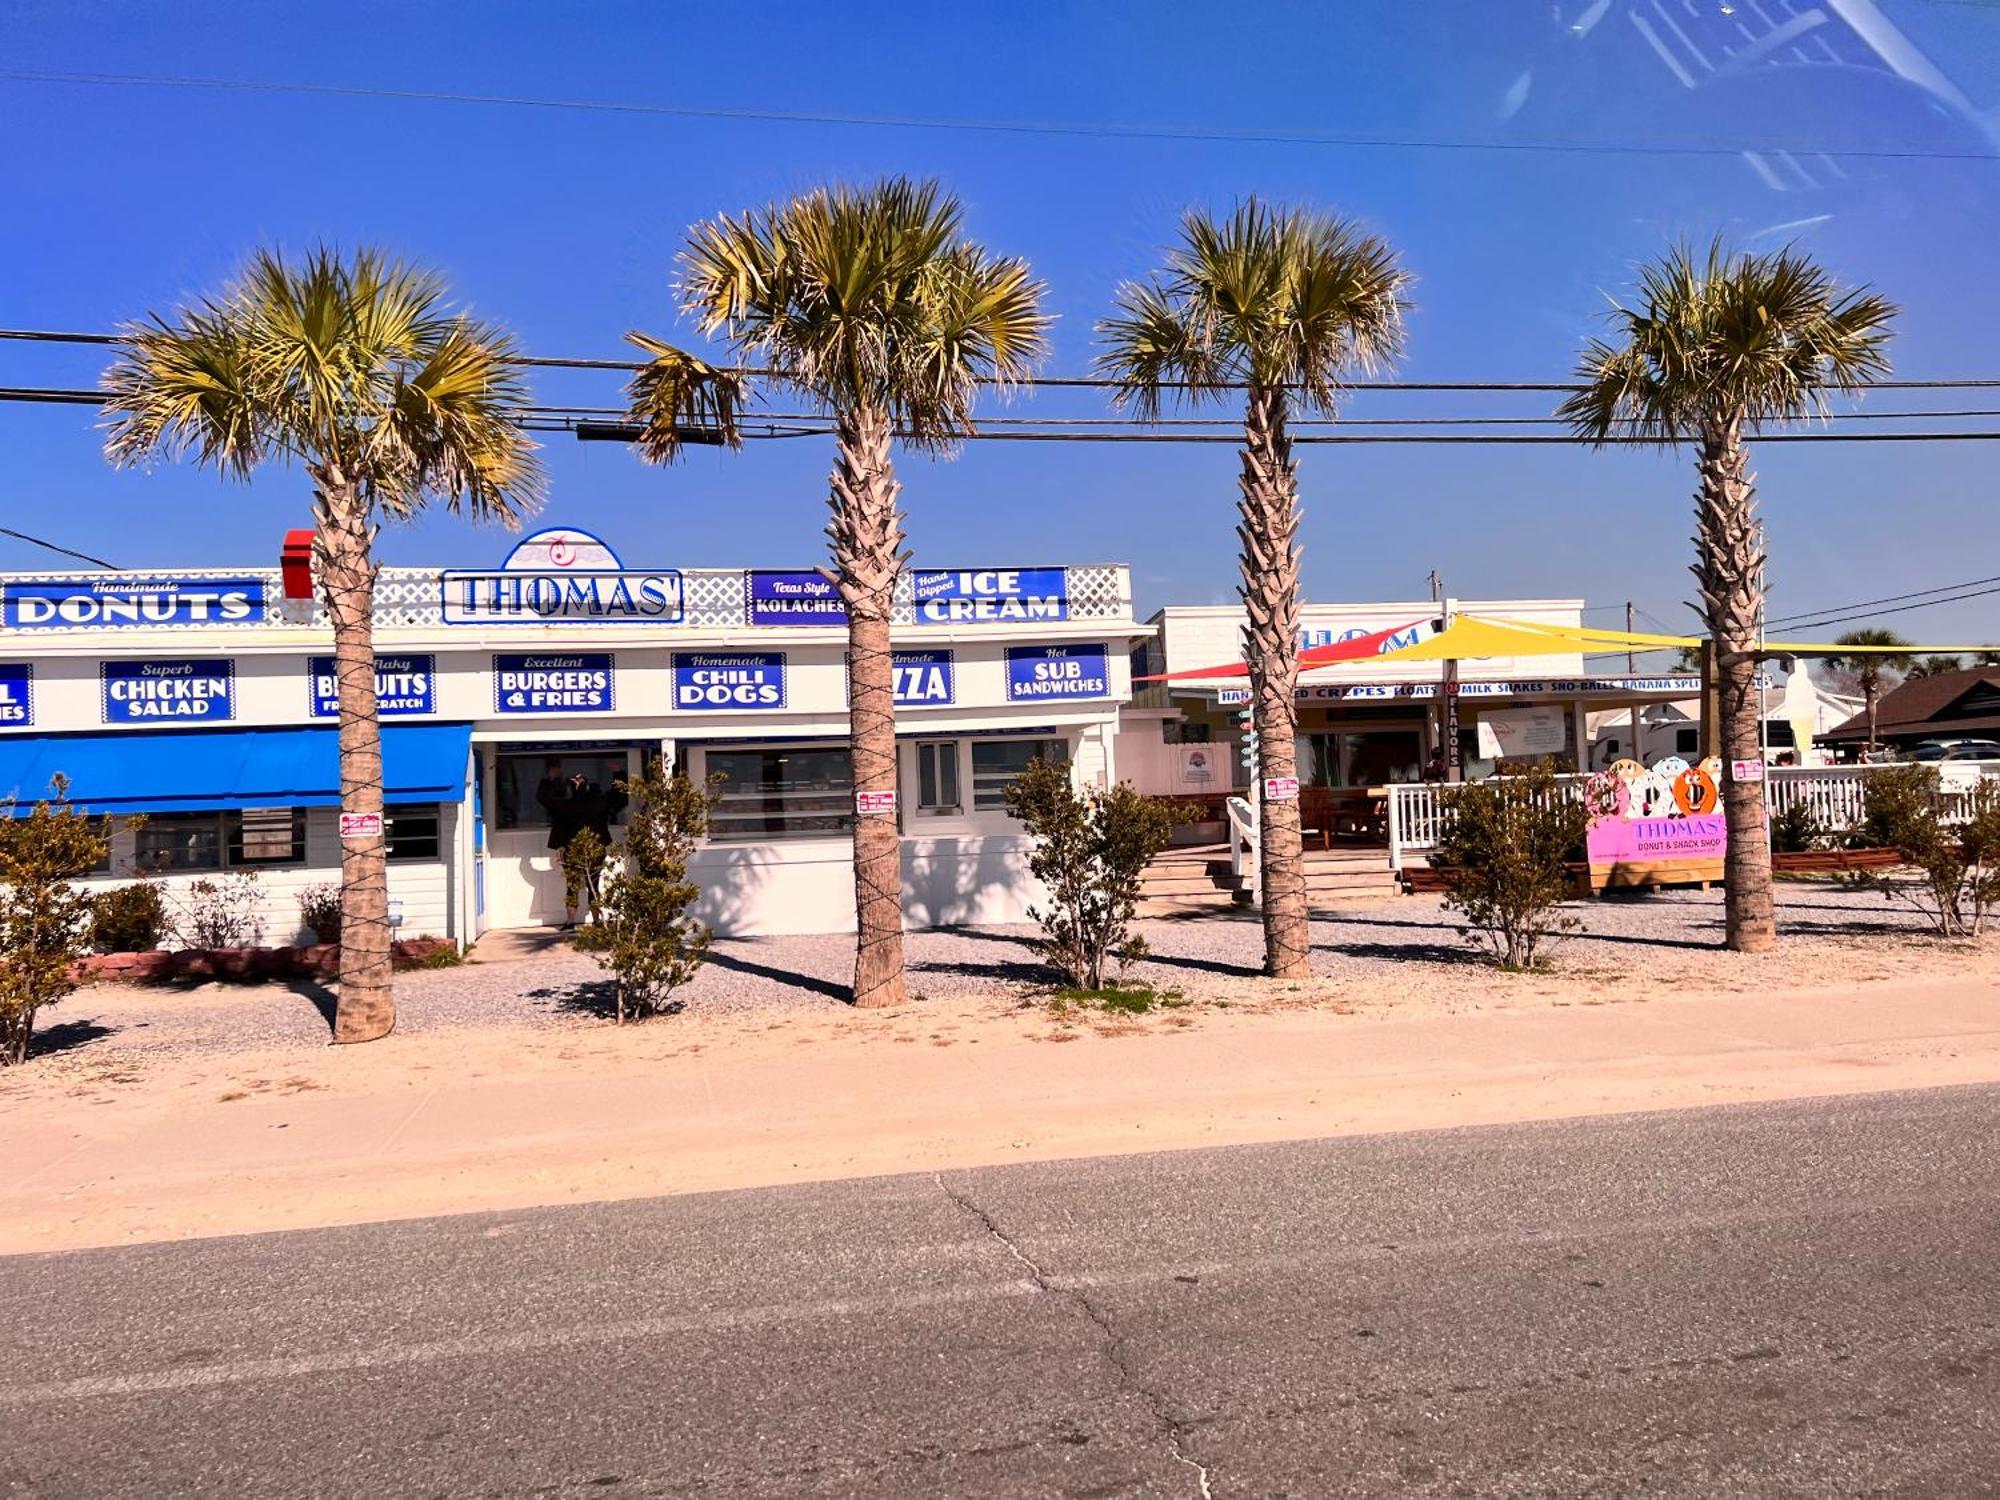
[[1560, 240, 1895, 953], [626, 178, 1049, 1008], [103, 248, 543, 1041], [1905, 654, 1964, 680], [1828, 628, 1915, 752], [1097, 201, 1410, 979]]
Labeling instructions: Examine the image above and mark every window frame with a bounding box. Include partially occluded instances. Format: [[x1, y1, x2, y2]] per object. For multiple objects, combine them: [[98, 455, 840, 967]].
[[969, 736, 1071, 813], [702, 741, 857, 843]]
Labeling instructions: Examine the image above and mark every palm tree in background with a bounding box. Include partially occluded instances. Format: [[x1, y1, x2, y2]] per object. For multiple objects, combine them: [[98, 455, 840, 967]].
[[103, 248, 543, 1041], [626, 178, 1050, 1008], [1828, 628, 1915, 752], [1904, 654, 1964, 680], [1097, 201, 1410, 979], [1560, 241, 1895, 953]]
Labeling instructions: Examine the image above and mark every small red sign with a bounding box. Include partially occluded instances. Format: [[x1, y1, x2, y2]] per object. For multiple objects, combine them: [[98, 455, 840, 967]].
[[1730, 759, 1765, 783], [338, 811, 384, 840], [1262, 776, 1301, 802], [855, 790, 897, 817]]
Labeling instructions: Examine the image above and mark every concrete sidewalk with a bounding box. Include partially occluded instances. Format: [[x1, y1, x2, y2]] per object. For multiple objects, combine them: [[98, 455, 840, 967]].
[[4, 975, 1998, 1253]]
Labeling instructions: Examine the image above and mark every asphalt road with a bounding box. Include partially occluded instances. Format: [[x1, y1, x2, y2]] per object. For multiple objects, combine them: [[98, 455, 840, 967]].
[[3, 1086, 1998, 1498]]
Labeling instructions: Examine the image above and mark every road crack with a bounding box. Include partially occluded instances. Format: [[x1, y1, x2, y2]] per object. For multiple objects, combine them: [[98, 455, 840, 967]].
[[935, 1172, 1214, 1498]]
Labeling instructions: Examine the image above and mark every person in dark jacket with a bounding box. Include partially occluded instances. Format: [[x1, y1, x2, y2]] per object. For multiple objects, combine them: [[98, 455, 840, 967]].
[[536, 761, 589, 928]]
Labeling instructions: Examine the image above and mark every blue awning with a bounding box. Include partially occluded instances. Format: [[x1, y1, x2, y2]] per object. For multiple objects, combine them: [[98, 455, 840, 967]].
[[0, 723, 472, 815]]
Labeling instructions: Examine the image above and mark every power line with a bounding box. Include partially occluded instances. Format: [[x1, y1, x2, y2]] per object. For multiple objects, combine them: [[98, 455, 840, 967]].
[[1770, 583, 2000, 633], [0, 525, 118, 569], [7, 69, 2000, 164], [1768, 573, 2000, 628]]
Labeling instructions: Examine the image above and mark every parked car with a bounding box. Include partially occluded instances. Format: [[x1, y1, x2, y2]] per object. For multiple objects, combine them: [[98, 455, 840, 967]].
[[1908, 739, 2000, 762]]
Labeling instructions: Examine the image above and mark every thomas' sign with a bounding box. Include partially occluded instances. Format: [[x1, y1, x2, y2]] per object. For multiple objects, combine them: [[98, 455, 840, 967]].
[[1006, 644, 1110, 702], [442, 527, 682, 625], [0, 663, 30, 726], [747, 571, 845, 626], [913, 569, 1067, 624], [309, 654, 436, 719], [493, 653, 614, 713], [674, 652, 786, 710], [892, 650, 955, 706], [101, 659, 234, 724], [4, 576, 265, 630]]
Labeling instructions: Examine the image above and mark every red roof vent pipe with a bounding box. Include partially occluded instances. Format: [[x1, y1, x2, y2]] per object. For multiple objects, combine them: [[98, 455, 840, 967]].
[[280, 529, 316, 600]]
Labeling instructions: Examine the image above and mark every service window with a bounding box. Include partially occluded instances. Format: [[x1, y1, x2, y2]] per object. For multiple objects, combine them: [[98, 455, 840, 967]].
[[136, 813, 227, 873], [232, 807, 306, 866], [707, 745, 855, 842], [915, 741, 961, 813], [386, 804, 442, 862], [970, 738, 1070, 812], [493, 751, 633, 830]]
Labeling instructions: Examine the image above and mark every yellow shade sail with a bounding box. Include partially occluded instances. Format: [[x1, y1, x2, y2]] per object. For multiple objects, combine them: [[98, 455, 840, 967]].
[[1368, 615, 2000, 662]]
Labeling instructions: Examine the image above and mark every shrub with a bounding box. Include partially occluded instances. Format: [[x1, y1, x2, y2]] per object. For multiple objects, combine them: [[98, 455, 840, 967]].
[[561, 828, 608, 921], [172, 872, 262, 949], [1769, 801, 1826, 855], [574, 764, 712, 1022], [90, 880, 168, 953], [0, 776, 113, 1065], [1004, 758, 1178, 991], [1845, 764, 2000, 937], [1433, 763, 1590, 969], [297, 882, 342, 945]]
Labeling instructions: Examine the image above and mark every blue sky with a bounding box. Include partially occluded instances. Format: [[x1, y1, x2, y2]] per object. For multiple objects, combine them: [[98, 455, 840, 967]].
[[4, 0, 1999, 646]]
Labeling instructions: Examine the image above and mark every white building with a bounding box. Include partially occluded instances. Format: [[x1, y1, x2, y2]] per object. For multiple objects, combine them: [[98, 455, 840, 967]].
[[0, 528, 1136, 944]]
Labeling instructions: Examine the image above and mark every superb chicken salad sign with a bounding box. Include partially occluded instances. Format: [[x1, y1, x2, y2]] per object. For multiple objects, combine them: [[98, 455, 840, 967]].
[[493, 654, 615, 714], [100, 659, 235, 723]]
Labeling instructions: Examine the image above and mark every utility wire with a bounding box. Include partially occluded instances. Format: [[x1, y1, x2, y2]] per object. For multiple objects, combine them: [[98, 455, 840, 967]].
[[0, 525, 118, 569], [1768, 573, 2000, 628], [7, 69, 2000, 164]]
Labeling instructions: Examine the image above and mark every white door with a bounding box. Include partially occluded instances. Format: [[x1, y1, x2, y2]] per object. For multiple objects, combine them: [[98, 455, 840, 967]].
[[479, 745, 638, 929]]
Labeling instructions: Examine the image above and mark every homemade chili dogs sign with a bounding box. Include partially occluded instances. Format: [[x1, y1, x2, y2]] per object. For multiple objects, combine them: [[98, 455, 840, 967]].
[[1584, 755, 1725, 889]]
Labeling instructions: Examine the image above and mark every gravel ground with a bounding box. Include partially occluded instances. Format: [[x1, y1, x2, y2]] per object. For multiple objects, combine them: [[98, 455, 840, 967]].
[[19, 880, 1988, 1069]]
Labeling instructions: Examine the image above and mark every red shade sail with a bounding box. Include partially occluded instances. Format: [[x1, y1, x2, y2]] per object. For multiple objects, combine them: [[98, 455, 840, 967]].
[[1136, 618, 1432, 683]]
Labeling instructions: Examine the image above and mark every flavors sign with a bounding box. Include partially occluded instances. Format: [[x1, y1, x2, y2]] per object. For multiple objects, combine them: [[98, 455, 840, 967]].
[[1005, 644, 1110, 702], [309, 654, 436, 719], [4, 576, 265, 630], [747, 571, 845, 626], [101, 659, 235, 724], [913, 569, 1068, 624], [674, 652, 786, 711], [493, 653, 615, 714], [0, 663, 30, 726]]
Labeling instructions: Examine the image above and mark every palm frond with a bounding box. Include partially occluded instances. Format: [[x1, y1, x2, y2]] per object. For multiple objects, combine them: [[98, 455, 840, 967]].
[[621, 332, 746, 464]]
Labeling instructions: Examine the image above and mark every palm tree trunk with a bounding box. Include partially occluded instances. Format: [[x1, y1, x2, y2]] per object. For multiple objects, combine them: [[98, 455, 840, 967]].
[[1864, 681, 1880, 754], [828, 402, 909, 1008], [314, 469, 396, 1041], [1238, 384, 1311, 979], [1695, 419, 1777, 954]]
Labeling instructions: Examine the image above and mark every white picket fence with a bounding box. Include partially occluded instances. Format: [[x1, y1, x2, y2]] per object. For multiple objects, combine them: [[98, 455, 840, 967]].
[[1385, 763, 1998, 872]]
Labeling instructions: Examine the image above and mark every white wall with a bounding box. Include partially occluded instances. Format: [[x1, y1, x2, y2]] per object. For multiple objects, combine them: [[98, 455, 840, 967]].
[[82, 804, 458, 948]]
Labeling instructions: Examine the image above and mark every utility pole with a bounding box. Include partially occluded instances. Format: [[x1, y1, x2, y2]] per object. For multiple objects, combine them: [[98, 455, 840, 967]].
[[1627, 600, 1642, 767]]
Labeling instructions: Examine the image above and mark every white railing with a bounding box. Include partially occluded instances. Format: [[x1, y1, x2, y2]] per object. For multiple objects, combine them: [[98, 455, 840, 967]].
[[1387, 762, 1999, 870], [1226, 795, 1259, 898]]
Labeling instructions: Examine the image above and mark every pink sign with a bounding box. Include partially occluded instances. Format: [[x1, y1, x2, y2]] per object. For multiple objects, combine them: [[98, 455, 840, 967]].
[[1263, 776, 1300, 802], [1586, 813, 1727, 865], [854, 790, 897, 817]]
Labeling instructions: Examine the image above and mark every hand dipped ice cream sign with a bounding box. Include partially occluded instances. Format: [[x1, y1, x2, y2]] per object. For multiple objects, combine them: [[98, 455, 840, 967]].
[[441, 528, 683, 626], [913, 569, 1067, 624], [3, 576, 265, 630]]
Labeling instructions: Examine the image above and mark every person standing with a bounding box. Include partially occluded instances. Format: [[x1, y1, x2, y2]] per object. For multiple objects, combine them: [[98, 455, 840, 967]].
[[536, 760, 586, 929]]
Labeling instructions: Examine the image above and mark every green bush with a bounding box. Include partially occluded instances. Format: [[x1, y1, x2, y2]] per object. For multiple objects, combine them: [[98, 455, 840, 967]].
[[1004, 758, 1178, 991], [0, 776, 113, 1065], [1769, 801, 1826, 855], [296, 882, 342, 944], [90, 880, 168, 953], [1847, 765, 2000, 937], [574, 764, 712, 1022], [1433, 763, 1590, 969]]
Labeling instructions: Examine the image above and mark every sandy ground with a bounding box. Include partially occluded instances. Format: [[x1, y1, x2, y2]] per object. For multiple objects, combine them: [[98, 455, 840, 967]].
[[4, 886, 1997, 1255]]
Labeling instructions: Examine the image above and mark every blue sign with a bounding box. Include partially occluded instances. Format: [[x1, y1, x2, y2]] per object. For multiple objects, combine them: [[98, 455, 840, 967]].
[[5, 576, 265, 631], [674, 652, 787, 711], [1006, 644, 1110, 702], [0, 663, 31, 726], [892, 650, 955, 706], [309, 654, 436, 719], [912, 568, 1068, 625], [101, 659, 235, 724], [493, 653, 615, 714], [748, 570, 845, 626]]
